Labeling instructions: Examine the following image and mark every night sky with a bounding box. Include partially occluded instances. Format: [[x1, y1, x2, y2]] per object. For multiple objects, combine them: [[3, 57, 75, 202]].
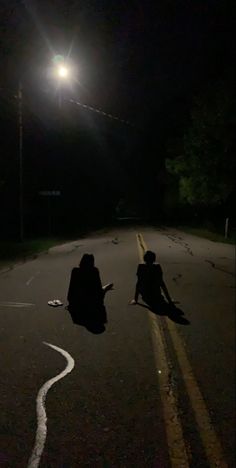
[[0, 1, 235, 237]]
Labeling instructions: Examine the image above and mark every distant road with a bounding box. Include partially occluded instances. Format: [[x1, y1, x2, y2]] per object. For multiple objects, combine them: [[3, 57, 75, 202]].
[[0, 226, 235, 467]]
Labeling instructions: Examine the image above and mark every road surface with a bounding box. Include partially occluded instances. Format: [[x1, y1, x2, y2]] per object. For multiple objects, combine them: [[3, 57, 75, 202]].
[[0, 226, 235, 467]]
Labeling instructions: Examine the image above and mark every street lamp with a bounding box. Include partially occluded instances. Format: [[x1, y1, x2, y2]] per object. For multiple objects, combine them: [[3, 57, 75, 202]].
[[4, 59, 70, 242], [18, 82, 24, 242], [51, 55, 72, 108], [1, 57, 74, 241], [0, 84, 24, 241], [57, 65, 69, 79]]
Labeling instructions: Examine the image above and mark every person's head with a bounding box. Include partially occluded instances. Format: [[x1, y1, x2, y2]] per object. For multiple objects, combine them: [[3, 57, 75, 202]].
[[143, 250, 156, 265], [79, 253, 95, 269]]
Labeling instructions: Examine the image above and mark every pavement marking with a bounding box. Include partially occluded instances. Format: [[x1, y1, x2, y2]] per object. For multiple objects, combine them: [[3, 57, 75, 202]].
[[26, 271, 40, 286], [0, 301, 35, 307], [27, 342, 75, 468], [137, 233, 228, 468], [136, 234, 189, 467], [149, 313, 189, 467]]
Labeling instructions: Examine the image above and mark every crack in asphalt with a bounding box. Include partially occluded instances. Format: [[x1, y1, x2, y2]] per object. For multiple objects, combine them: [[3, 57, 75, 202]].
[[164, 233, 194, 256], [172, 273, 183, 283], [205, 259, 235, 277], [163, 230, 234, 277]]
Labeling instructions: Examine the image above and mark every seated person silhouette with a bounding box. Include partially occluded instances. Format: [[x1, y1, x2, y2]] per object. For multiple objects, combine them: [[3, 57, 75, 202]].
[[67, 253, 113, 332], [130, 250, 173, 312]]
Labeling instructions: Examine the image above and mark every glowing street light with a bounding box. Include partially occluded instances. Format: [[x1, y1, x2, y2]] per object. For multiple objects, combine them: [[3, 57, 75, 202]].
[[57, 65, 69, 79], [52, 55, 71, 81], [51, 55, 73, 107]]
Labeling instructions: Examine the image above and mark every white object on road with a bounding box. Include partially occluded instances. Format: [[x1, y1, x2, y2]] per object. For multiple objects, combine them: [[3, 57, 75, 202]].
[[48, 299, 63, 307], [27, 342, 75, 468]]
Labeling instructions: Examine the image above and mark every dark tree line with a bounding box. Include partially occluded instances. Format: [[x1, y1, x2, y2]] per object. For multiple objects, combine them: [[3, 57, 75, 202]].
[[165, 76, 236, 225]]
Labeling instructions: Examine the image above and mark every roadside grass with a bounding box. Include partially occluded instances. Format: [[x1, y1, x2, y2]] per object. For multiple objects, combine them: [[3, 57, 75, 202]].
[[0, 225, 105, 266], [0, 238, 66, 262], [178, 226, 235, 244]]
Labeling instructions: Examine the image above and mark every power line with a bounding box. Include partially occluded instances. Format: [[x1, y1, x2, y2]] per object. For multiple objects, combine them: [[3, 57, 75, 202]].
[[68, 98, 134, 127]]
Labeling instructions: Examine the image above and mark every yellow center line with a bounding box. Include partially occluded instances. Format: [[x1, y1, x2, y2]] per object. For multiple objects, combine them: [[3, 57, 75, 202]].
[[136, 234, 189, 467], [137, 232, 228, 468], [166, 320, 228, 468]]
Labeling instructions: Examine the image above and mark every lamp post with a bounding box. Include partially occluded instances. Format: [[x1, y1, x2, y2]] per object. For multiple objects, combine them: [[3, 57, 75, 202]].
[[0, 83, 24, 241], [57, 65, 69, 108], [1, 59, 72, 241], [18, 81, 24, 242], [52, 55, 71, 109]]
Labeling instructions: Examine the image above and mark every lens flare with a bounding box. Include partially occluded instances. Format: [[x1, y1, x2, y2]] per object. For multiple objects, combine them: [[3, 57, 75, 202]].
[[57, 66, 69, 78]]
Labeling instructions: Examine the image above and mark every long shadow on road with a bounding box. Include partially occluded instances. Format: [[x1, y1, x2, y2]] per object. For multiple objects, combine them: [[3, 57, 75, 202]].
[[137, 301, 190, 325]]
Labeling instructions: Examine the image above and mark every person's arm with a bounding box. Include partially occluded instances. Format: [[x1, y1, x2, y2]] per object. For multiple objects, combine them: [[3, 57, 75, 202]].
[[160, 279, 173, 304], [130, 265, 141, 304], [95, 268, 103, 290], [67, 268, 77, 303], [94, 268, 104, 301], [129, 283, 139, 304], [157, 264, 173, 304], [134, 281, 140, 303]]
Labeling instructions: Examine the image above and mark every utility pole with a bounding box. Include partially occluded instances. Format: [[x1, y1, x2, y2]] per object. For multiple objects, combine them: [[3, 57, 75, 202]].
[[58, 83, 62, 109], [18, 81, 24, 242]]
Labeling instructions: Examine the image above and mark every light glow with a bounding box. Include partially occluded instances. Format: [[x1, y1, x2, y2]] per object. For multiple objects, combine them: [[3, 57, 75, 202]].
[[57, 66, 69, 78]]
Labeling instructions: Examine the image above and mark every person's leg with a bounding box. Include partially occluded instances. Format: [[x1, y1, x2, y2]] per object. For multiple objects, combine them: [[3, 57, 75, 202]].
[[142, 293, 167, 314]]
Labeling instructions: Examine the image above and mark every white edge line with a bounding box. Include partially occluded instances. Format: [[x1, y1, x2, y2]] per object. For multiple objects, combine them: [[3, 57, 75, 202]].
[[0, 302, 35, 307], [26, 271, 40, 286], [26, 276, 35, 286], [27, 342, 75, 468]]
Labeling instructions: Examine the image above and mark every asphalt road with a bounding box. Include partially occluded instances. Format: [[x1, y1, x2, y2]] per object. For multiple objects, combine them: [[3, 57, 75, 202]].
[[0, 226, 235, 468]]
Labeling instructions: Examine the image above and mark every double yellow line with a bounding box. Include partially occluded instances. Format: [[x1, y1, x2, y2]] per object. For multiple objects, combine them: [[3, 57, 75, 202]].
[[136, 233, 227, 468]]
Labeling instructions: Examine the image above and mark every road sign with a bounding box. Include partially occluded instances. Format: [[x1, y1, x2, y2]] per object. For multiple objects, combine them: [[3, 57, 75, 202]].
[[39, 190, 61, 196]]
